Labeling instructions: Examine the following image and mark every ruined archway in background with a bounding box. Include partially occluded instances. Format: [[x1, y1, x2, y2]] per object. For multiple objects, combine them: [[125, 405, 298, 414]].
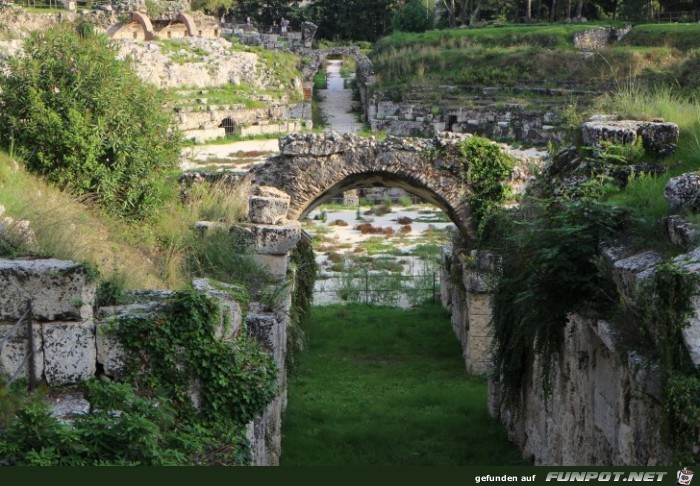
[[249, 133, 477, 241]]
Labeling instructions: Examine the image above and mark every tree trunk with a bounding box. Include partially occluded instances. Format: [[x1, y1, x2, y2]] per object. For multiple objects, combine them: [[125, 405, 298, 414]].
[[526, 0, 532, 21], [550, 0, 556, 20], [575, 0, 583, 18], [566, 0, 571, 19], [443, 0, 457, 27], [460, 0, 469, 25], [470, 0, 483, 25]]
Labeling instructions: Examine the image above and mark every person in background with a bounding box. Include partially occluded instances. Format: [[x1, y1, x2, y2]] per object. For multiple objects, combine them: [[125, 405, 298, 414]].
[[280, 17, 289, 34]]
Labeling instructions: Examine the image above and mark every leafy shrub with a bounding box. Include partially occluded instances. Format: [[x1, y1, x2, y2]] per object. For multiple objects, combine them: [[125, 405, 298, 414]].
[[490, 198, 626, 405], [391, 0, 434, 33], [0, 26, 181, 219]]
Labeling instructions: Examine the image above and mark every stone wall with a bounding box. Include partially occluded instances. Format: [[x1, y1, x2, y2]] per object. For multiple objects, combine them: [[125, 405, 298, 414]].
[[490, 314, 669, 465], [115, 37, 299, 91], [573, 25, 632, 50], [439, 232, 700, 465], [440, 244, 496, 375], [0, 254, 295, 466], [369, 98, 568, 144]]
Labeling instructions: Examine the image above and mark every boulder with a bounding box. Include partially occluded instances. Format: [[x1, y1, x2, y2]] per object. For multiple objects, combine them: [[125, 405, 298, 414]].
[[664, 172, 700, 212]]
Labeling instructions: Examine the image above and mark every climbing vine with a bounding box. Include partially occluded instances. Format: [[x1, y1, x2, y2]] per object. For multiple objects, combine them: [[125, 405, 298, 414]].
[[635, 263, 700, 464], [287, 239, 318, 371], [0, 288, 277, 465], [116, 288, 277, 427], [489, 196, 625, 406], [457, 136, 514, 227], [425, 135, 514, 229]]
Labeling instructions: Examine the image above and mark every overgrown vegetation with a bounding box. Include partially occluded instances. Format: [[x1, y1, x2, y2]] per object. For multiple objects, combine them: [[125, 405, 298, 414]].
[[487, 195, 626, 405], [287, 239, 318, 370], [0, 25, 181, 220], [281, 304, 526, 465], [0, 149, 270, 292], [0, 289, 277, 465], [425, 136, 513, 227], [624, 264, 700, 464]]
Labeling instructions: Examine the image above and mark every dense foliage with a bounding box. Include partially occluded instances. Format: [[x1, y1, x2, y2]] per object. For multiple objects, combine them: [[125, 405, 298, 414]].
[[392, 0, 435, 33], [426, 136, 514, 228], [457, 136, 514, 226], [287, 238, 318, 370], [201, 0, 700, 41], [488, 195, 625, 405], [0, 289, 277, 465], [0, 25, 181, 220]]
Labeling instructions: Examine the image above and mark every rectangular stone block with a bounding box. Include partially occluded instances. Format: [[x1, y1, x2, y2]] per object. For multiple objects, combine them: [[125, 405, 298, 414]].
[[466, 292, 493, 317], [0, 322, 43, 383], [192, 278, 244, 342], [248, 196, 290, 225], [251, 223, 301, 255], [254, 254, 289, 278], [0, 259, 96, 322], [42, 320, 96, 386], [611, 251, 662, 303], [95, 321, 127, 378]]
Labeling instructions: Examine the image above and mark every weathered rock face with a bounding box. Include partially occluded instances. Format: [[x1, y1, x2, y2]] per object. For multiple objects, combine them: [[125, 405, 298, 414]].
[[490, 314, 669, 465], [0, 259, 96, 322], [582, 120, 679, 157], [664, 215, 699, 249], [664, 172, 700, 212], [115, 37, 296, 91]]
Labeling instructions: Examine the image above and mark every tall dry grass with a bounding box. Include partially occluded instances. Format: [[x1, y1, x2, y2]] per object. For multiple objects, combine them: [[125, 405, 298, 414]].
[[0, 151, 249, 290]]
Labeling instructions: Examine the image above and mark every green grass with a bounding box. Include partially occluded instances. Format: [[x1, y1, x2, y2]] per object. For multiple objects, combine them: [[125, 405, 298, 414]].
[[281, 304, 526, 466], [170, 85, 267, 109], [313, 70, 328, 90], [374, 23, 619, 53], [622, 24, 700, 51]]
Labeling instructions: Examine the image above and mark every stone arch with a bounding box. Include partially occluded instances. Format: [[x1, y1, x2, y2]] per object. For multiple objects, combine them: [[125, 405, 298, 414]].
[[219, 117, 236, 135], [177, 12, 196, 37], [249, 133, 478, 240], [130, 12, 155, 41]]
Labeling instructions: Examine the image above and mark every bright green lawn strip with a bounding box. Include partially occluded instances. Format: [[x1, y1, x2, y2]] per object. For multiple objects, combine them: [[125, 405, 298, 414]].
[[623, 24, 700, 51], [281, 303, 525, 466]]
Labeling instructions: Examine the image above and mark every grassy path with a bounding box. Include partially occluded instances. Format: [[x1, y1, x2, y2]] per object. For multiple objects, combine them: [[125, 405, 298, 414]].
[[280, 303, 526, 466]]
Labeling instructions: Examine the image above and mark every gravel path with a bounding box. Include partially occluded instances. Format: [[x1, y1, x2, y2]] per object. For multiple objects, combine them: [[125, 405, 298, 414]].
[[318, 60, 361, 134]]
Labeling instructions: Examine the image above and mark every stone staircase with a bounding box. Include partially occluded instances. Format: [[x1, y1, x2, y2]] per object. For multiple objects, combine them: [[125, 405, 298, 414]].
[[168, 88, 312, 143]]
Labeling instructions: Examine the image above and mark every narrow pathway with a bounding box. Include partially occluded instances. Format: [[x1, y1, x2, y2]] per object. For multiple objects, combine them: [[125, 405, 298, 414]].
[[281, 304, 525, 466], [318, 60, 360, 134]]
